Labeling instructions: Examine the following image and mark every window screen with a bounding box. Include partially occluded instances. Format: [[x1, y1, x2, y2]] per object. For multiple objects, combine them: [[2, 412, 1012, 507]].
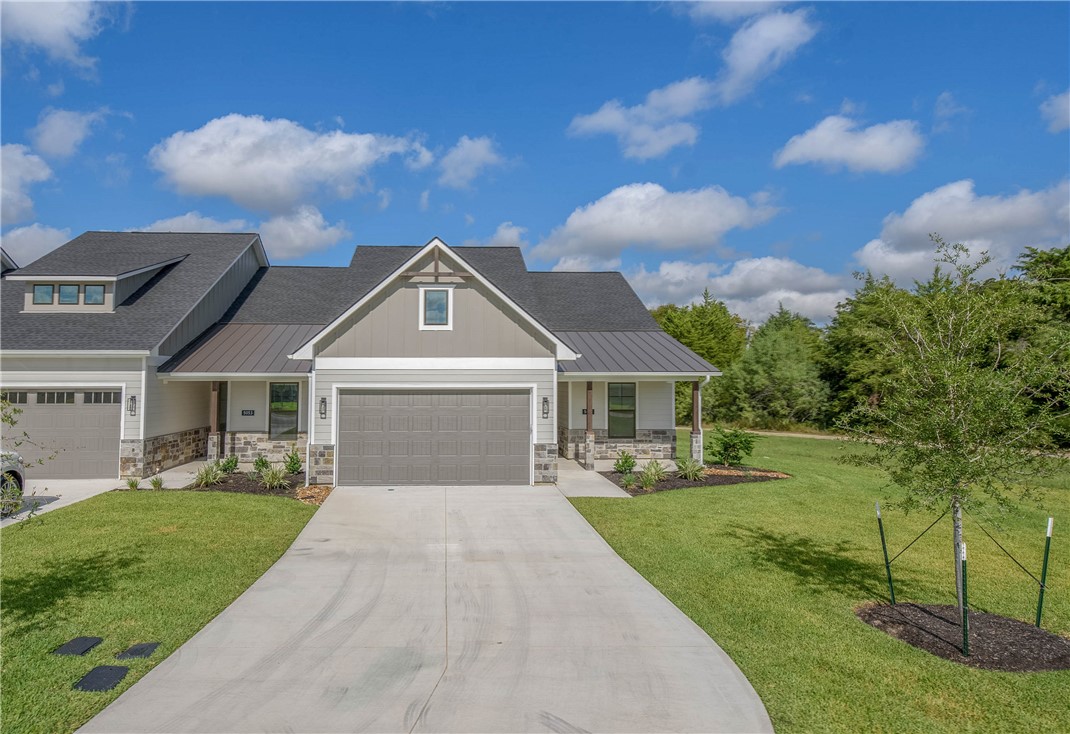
[[607, 383, 636, 438]]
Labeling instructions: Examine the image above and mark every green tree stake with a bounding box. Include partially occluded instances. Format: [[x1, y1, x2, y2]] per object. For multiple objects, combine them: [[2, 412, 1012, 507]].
[[1036, 517, 1054, 627], [876, 502, 896, 604], [961, 542, 969, 656]]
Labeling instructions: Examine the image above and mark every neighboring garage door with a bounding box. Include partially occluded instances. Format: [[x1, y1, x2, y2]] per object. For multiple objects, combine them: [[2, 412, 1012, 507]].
[[1, 389, 121, 479], [337, 389, 531, 485]]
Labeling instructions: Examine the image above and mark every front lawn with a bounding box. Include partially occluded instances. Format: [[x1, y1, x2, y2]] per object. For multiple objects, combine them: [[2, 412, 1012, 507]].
[[1, 491, 315, 734], [572, 433, 1069, 733]]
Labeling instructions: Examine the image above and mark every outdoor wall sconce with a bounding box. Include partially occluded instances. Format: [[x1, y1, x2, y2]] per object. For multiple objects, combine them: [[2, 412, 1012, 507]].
[[541, 396, 550, 419], [127, 395, 137, 416], [319, 397, 327, 419]]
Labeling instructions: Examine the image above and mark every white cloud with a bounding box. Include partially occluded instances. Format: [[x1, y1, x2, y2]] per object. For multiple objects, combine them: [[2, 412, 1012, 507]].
[[627, 256, 849, 322], [138, 211, 250, 233], [678, 2, 785, 23], [532, 182, 777, 266], [568, 77, 715, 160], [464, 213, 475, 226], [0, 1, 117, 72], [258, 205, 350, 260], [715, 9, 817, 104], [437, 135, 505, 189], [774, 115, 925, 173], [855, 179, 1070, 281], [0, 223, 70, 266], [1, 144, 53, 224], [419, 189, 430, 212], [378, 189, 392, 211], [1040, 90, 1069, 133], [30, 107, 108, 158], [465, 221, 530, 248], [933, 91, 969, 133], [46, 79, 65, 97], [149, 113, 432, 213]]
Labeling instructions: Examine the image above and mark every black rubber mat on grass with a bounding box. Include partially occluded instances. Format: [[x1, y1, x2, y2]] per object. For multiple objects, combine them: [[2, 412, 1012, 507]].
[[116, 642, 160, 659], [74, 665, 128, 692], [52, 637, 102, 656]]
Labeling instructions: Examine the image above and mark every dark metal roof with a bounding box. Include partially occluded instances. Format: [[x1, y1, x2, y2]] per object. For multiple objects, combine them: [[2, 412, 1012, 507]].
[[556, 331, 719, 375], [159, 323, 319, 374], [1, 232, 260, 351]]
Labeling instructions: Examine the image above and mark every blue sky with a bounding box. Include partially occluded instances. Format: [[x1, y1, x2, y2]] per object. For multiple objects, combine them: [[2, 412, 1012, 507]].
[[2, 1, 1068, 321]]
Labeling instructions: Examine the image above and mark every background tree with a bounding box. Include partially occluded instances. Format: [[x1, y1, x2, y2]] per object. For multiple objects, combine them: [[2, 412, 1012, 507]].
[[711, 306, 829, 427], [651, 290, 747, 424], [841, 237, 1070, 622]]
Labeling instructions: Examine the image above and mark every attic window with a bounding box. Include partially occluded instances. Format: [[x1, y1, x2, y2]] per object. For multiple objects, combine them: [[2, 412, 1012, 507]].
[[59, 285, 80, 304], [33, 285, 54, 304], [419, 286, 453, 331], [84, 285, 105, 305]]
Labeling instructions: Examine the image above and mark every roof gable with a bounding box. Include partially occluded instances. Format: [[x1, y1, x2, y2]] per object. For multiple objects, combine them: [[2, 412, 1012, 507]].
[[291, 238, 579, 361]]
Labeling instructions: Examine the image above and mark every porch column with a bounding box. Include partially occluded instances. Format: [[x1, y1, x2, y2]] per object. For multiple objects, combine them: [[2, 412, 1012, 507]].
[[690, 380, 703, 464], [208, 381, 221, 461], [584, 380, 595, 471]]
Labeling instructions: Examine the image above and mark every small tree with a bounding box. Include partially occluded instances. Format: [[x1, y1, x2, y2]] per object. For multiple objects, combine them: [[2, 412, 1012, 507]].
[[842, 237, 1070, 622]]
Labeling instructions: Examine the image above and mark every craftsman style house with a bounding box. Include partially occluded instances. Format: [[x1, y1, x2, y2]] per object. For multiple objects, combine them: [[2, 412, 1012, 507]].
[[0, 233, 716, 485]]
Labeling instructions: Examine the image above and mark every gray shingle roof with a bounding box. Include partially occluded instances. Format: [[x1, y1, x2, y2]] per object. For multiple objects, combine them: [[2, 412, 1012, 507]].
[[0, 232, 259, 351], [556, 331, 718, 374]]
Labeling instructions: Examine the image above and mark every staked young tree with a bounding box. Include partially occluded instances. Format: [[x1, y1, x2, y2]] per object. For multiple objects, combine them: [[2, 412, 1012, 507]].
[[841, 236, 1070, 623]]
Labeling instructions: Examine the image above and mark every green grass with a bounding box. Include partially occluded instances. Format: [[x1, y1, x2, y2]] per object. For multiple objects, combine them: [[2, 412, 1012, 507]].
[[572, 432, 1069, 733], [1, 491, 315, 734]]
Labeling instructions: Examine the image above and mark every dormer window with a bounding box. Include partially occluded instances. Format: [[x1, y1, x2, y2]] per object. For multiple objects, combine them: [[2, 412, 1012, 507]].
[[419, 285, 453, 331], [58, 285, 80, 304], [33, 285, 54, 304], [84, 285, 105, 305]]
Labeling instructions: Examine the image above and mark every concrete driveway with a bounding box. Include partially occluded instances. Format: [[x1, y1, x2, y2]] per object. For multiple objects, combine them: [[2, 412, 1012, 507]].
[[82, 485, 771, 734]]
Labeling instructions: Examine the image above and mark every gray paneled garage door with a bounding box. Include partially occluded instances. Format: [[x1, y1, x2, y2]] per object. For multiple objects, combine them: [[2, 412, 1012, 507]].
[[1, 390, 121, 479], [337, 390, 530, 485]]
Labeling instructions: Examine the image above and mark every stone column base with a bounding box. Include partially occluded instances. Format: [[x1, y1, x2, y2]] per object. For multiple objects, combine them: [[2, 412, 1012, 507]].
[[534, 443, 558, 483], [690, 431, 704, 463], [308, 444, 335, 485], [584, 432, 596, 471], [207, 433, 221, 462]]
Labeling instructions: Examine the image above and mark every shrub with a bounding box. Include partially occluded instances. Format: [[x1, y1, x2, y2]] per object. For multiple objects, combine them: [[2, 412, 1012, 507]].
[[0, 473, 22, 517], [149, 475, 165, 490], [259, 464, 289, 490], [613, 450, 637, 474], [220, 454, 239, 474], [638, 469, 657, 491], [676, 457, 704, 481], [194, 462, 224, 488], [620, 472, 637, 490], [125, 477, 141, 490], [641, 458, 669, 482], [253, 454, 270, 474], [284, 448, 303, 475], [706, 427, 758, 466]]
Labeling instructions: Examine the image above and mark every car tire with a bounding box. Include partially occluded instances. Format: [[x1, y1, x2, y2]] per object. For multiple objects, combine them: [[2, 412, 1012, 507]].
[[1, 472, 23, 517]]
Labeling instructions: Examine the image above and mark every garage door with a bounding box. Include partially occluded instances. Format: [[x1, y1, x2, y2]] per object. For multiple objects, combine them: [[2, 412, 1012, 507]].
[[1, 389, 121, 479], [337, 390, 530, 485]]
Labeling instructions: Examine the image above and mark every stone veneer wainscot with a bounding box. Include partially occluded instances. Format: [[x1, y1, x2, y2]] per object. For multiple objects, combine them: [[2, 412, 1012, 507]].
[[121, 426, 209, 478], [222, 432, 308, 464], [560, 428, 676, 461]]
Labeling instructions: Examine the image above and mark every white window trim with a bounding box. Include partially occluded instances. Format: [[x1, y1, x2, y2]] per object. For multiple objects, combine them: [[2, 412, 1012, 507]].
[[418, 284, 454, 331]]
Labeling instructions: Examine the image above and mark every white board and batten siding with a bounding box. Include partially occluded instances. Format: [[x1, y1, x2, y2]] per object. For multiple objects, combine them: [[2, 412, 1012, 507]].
[[143, 367, 210, 439], [567, 380, 674, 431], [314, 369, 556, 445], [0, 355, 143, 440], [227, 379, 309, 433]]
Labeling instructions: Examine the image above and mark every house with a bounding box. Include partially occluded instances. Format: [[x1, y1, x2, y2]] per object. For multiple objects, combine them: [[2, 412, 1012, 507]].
[[0, 232, 717, 485]]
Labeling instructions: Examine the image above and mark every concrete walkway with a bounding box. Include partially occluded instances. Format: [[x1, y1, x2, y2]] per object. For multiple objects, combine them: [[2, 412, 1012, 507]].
[[555, 458, 631, 498], [1, 459, 208, 527], [82, 485, 772, 733]]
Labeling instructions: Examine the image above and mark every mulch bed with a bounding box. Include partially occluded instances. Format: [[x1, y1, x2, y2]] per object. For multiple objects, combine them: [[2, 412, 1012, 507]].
[[180, 472, 334, 506], [600, 465, 789, 496], [857, 602, 1070, 672]]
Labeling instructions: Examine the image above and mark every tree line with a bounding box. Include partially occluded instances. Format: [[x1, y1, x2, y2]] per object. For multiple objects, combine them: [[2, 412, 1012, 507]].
[[654, 240, 1070, 446]]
